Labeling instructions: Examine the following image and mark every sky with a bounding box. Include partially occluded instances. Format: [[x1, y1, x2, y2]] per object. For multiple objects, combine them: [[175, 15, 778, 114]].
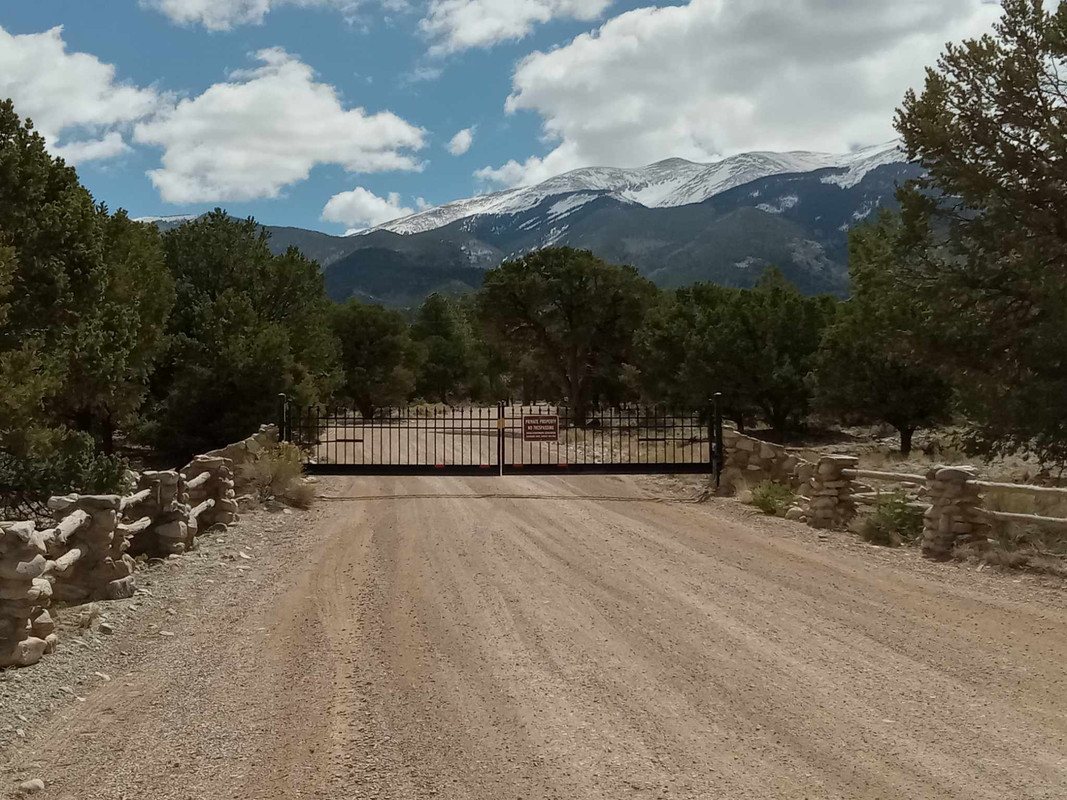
[[0, 0, 1003, 234]]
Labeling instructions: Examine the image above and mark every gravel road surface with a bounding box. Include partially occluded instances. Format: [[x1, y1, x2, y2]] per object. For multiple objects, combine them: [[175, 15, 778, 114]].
[[2, 474, 1065, 799]]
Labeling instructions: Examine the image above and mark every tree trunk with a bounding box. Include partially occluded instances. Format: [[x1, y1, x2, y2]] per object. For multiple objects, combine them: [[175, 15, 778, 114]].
[[899, 426, 916, 457], [101, 410, 115, 457]]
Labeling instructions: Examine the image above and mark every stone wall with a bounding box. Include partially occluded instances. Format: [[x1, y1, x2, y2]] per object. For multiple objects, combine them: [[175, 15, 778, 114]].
[[717, 431, 1066, 559], [719, 429, 813, 494], [0, 425, 277, 669]]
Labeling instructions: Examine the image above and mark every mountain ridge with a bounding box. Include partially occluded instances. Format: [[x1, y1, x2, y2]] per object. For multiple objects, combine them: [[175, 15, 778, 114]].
[[366, 140, 904, 236], [137, 142, 918, 306]]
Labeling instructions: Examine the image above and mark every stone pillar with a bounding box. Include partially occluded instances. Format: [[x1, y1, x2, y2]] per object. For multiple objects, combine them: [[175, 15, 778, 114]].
[[131, 471, 191, 556], [183, 456, 239, 530], [0, 521, 53, 668], [922, 466, 981, 560], [48, 494, 137, 602], [806, 456, 859, 529]]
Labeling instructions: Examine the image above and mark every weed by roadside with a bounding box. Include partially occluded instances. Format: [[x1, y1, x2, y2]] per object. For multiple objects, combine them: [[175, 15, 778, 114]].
[[749, 481, 794, 516], [237, 443, 317, 508], [858, 491, 924, 547]]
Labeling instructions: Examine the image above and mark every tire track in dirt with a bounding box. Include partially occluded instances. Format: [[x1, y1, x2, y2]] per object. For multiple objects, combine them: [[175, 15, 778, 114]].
[[3, 474, 1066, 799]]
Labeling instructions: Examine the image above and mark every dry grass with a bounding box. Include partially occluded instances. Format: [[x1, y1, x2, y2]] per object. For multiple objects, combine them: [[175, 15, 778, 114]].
[[953, 540, 1067, 577], [979, 487, 1067, 557], [237, 443, 318, 508]]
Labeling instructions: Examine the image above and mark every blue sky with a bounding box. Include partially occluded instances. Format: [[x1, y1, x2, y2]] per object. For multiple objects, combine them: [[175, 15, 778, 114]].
[[0, 1, 1002, 234]]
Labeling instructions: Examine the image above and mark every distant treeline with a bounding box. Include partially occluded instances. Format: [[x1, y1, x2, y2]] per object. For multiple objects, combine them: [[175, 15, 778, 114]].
[[2, 0, 1065, 512]]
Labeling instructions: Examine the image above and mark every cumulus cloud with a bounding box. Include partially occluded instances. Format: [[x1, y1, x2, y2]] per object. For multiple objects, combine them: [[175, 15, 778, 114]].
[[447, 127, 474, 155], [0, 25, 163, 163], [421, 0, 611, 54], [133, 48, 425, 203], [53, 132, 133, 163], [479, 0, 1002, 187], [322, 187, 415, 231], [140, 0, 357, 31]]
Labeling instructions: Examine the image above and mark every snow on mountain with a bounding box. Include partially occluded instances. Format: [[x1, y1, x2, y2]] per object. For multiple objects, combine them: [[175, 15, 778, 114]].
[[132, 213, 201, 224], [370, 141, 907, 236], [821, 141, 906, 189]]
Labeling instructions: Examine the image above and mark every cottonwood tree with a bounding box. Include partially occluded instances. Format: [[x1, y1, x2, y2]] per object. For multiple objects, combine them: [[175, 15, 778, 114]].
[[815, 214, 953, 456], [477, 248, 656, 423], [895, 0, 1067, 465]]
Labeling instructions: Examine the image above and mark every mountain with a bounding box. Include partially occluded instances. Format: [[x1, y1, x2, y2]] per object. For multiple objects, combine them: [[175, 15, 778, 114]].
[[138, 141, 918, 305], [371, 141, 905, 235]]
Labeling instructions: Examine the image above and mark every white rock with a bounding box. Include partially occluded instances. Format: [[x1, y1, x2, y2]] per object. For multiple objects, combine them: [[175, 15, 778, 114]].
[[18, 778, 45, 794]]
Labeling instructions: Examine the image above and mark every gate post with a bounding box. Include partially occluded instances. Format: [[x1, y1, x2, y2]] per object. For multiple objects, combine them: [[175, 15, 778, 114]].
[[497, 401, 505, 477], [712, 393, 724, 489]]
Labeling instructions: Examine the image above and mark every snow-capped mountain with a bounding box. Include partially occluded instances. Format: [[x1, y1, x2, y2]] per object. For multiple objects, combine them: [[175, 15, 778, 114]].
[[138, 141, 918, 307], [370, 141, 905, 236]]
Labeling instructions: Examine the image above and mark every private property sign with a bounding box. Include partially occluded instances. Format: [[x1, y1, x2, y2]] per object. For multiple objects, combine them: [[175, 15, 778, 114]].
[[522, 415, 559, 442]]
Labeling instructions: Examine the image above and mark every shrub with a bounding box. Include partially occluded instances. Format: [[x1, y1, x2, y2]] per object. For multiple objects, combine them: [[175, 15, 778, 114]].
[[0, 426, 129, 522], [749, 480, 794, 516], [237, 442, 315, 507], [860, 491, 924, 547]]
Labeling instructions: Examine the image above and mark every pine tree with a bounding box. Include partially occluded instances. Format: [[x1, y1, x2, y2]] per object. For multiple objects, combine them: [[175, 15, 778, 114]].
[[895, 0, 1067, 465]]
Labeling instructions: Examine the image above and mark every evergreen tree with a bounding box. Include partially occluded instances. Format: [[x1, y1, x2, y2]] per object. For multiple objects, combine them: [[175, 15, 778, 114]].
[[636, 269, 834, 433], [815, 215, 953, 455], [895, 0, 1067, 465], [151, 211, 338, 455], [0, 100, 128, 515], [331, 300, 418, 419], [410, 294, 473, 403], [478, 247, 656, 423]]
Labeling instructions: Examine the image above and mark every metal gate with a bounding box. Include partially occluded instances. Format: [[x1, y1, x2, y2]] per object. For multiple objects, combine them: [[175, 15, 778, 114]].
[[282, 396, 723, 480]]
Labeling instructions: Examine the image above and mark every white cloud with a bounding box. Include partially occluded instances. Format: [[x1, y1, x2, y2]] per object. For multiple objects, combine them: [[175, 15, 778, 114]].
[[480, 0, 1002, 187], [133, 48, 425, 203], [0, 25, 163, 163], [421, 0, 611, 54], [322, 187, 415, 231], [415, 196, 431, 209], [53, 132, 133, 163], [447, 127, 474, 155], [140, 0, 357, 31]]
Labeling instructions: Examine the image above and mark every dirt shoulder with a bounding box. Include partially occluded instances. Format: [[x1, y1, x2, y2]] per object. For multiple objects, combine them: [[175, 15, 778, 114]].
[[2, 474, 1065, 799]]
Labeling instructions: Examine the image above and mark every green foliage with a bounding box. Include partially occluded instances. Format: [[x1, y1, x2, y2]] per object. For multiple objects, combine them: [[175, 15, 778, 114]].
[[410, 293, 476, 402], [150, 211, 339, 456], [0, 100, 128, 512], [0, 425, 129, 521], [636, 268, 835, 432], [814, 214, 953, 455], [331, 299, 418, 418], [860, 492, 924, 547], [478, 247, 656, 421], [894, 0, 1067, 467], [58, 209, 175, 453], [749, 481, 794, 516]]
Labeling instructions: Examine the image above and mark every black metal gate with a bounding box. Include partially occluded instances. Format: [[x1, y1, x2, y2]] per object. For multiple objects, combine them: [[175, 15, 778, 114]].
[[282, 396, 723, 480]]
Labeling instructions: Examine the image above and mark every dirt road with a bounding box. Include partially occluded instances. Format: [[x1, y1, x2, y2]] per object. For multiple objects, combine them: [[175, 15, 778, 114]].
[[4, 475, 1067, 799]]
